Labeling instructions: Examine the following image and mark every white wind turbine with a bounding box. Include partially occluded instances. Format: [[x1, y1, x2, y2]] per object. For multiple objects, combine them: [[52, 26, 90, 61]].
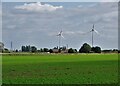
[[89, 24, 99, 47], [56, 30, 64, 49]]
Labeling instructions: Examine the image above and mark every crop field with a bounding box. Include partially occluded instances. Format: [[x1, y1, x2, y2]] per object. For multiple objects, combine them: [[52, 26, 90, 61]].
[[2, 54, 118, 84]]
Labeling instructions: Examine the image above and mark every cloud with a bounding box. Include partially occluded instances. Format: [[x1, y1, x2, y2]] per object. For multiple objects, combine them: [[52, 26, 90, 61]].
[[48, 31, 85, 37], [78, 3, 98, 8], [15, 2, 63, 12], [100, 0, 119, 2], [3, 2, 118, 49], [64, 31, 85, 35], [78, 5, 83, 8]]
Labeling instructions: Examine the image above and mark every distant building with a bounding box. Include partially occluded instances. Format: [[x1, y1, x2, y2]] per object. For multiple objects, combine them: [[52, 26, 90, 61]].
[[0, 42, 4, 52], [52, 49, 59, 53], [61, 49, 68, 53], [52, 49, 68, 53]]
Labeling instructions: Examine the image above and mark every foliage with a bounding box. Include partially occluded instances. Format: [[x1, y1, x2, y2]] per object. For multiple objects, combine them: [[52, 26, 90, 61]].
[[91, 46, 101, 53], [49, 49, 53, 53], [43, 48, 49, 52], [21, 45, 31, 52], [79, 43, 91, 53], [60, 46, 67, 51], [31, 46, 37, 53], [21, 45, 37, 52], [40, 48, 44, 52], [102, 50, 112, 53], [68, 48, 77, 53], [15, 49, 18, 52]]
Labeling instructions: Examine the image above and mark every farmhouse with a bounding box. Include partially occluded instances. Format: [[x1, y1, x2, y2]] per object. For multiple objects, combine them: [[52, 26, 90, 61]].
[[52, 49, 68, 53], [52, 49, 59, 53]]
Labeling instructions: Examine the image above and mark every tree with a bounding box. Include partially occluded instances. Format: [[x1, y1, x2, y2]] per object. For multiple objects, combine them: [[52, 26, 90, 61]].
[[95, 46, 101, 53], [15, 49, 18, 52], [91, 47, 95, 52], [74, 49, 77, 53], [58, 48, 61, 53], [31, 46, 37, 53], [79, 43, 91, 53], [113, 49, 118, 53], [26, 45, 30, 52], [118, 50, 120, 53], [49, 49, 53, 53], [92, 46, 101, 53], [61, 46, 66, 51], [37, 50, 41, 53], [43, 48, 49, 52], [40, 48, 43, 52], [68, 48, 74, 53], [21, 46, 26, 52], [68, 48, 77, 53], [102, 50, 112, 53]]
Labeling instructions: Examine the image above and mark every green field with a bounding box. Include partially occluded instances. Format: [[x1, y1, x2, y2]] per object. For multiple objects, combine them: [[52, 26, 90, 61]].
[[2, 54, 118, 84]]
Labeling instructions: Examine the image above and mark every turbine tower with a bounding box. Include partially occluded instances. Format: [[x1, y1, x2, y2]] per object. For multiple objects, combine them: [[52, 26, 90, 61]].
[[56, 30, 64, 49], [10, 41, 13, 51]]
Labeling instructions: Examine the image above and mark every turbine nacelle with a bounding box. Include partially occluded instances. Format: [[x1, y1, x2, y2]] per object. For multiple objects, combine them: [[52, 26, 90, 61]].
[[57, 30, 64, 38], [90, 25, 99, 35]]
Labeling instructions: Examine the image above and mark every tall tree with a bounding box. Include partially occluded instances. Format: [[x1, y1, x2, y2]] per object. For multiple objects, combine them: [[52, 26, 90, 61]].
[[31, 46, 37, 53], [43, 48, 49, 52], [68, 48, 77, 53], [26, 45, 31, 52], [21, 46, 26, 52], [93, 46, 101, 53], [79, 43, 91, 53], [68, 48, 74, 53], [49, 49, 53, 53]]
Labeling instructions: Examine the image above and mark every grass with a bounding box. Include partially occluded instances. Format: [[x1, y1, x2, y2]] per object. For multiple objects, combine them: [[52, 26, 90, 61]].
[[2, 53, 118, 84]]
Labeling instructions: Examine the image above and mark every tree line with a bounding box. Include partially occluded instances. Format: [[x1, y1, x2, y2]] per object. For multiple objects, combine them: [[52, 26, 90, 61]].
[[2, 43, 119, 53]]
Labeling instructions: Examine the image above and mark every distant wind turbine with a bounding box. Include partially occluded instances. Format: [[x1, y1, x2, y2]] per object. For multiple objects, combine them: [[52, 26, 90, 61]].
[[56, 30, 64, 49], [90, 24, 99, 47]]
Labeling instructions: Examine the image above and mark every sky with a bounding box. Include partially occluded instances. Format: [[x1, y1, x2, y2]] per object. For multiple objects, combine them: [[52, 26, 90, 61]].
[[1, 0, 119, 2], [2, 1, 118, 50], [0, 2, 1, 43]]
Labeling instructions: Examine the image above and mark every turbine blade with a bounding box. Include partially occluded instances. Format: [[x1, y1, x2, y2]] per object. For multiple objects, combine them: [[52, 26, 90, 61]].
[[93, 24, 94, 29], [90, 30, 93, 32], [61, 34, 64, 38], [60, 30, 63, 34], [58, 32, 60, 35], [61, 31, 62, 33], [94, 29, 99, 34]]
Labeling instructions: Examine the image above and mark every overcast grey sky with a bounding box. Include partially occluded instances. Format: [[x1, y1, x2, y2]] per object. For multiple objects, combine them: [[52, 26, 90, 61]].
[[2, 0, 119, 2], [2, 2, 118, 50]]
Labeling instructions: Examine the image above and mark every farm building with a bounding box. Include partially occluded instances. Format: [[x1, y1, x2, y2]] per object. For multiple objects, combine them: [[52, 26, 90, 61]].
[[52, 49, 59, 53], [52, 49, 68, 53]]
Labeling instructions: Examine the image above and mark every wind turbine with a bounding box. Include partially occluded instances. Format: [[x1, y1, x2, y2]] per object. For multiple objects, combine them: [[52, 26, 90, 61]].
[[56, 30, 64, 49], [90, 24, 99, 47]]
